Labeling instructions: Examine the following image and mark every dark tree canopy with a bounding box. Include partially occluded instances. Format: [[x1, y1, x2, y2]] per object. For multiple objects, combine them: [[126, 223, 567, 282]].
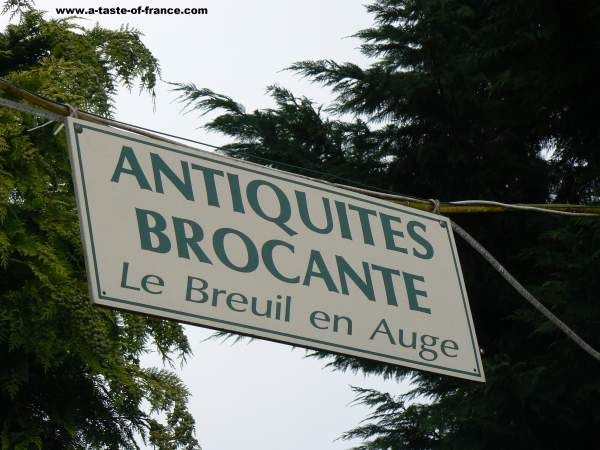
[[175, 1, 600, 449], [0, 9, 199, 449]]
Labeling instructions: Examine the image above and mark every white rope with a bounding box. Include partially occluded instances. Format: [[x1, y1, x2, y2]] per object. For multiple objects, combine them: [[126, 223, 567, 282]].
[[450, 200, 597, 217], [53, 123, 65, 136], [451, 220, 600, 362], [26, 120, 54, 132], [327, 182, 424, 204], [0, 96, 63, 122]]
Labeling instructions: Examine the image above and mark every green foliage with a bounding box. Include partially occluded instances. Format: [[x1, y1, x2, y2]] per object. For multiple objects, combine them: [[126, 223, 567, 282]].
[[174, 82, 389, 190], [1, 1, 35, 19], [0, 10, 199, 449], [175, 1, 600, 448], [0, 9, 158, 116]]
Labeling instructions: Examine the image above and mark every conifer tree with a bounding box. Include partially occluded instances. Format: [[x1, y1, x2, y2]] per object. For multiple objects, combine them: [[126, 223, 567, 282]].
[[175, 1, 600, 448], [0, 7, 199, 448]]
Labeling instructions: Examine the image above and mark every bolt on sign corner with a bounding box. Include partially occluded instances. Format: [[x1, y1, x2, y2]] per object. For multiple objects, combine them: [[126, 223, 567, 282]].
[[66, 117, 485, 382]]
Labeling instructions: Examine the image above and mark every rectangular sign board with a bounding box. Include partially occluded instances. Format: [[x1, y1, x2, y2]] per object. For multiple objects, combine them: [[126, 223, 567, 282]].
[[66, 117, 484, 381]]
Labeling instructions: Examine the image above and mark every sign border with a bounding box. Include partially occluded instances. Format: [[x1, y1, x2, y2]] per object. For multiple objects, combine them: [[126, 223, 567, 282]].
[[66, 118, 484, 381]]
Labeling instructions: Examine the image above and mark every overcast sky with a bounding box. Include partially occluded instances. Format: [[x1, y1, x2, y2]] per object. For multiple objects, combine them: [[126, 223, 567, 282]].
[[4, 2, 413, 448]]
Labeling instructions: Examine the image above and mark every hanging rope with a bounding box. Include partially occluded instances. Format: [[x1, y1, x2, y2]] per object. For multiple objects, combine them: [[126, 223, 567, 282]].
[[451, 221, 600, 362], [26, 120, 54, 133]]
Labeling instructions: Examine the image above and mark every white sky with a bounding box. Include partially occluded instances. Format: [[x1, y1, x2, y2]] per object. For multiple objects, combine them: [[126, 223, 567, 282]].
[[4, 2, 413, 448]]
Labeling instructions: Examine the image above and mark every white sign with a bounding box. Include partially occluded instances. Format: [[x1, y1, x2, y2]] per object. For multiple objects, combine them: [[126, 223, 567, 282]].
[[66, 117, 484, 381]]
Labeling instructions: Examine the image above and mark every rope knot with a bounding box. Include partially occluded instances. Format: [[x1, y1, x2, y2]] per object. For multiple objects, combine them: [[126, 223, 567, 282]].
[[65, 103, 79, 118]]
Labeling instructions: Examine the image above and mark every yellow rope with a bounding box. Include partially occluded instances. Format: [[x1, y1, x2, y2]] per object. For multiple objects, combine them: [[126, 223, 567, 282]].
[[1, 78, 598, 217]]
